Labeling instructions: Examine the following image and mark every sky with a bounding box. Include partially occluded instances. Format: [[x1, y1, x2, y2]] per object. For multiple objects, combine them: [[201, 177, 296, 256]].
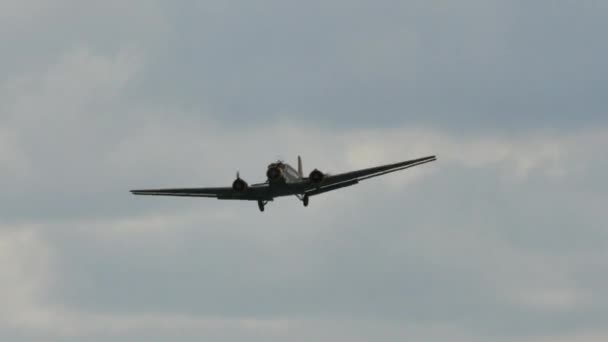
[[1, 0, 607, 341]]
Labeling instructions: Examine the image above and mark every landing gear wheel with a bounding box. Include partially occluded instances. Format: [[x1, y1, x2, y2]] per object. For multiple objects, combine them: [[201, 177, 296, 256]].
[[303, 195, 309, 207], [257, 200, 265, 212]]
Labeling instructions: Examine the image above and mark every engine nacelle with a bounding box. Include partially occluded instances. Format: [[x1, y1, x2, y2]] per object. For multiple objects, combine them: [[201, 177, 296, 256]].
[[232, 178, 248, 192], [309, 169, 325, 184]]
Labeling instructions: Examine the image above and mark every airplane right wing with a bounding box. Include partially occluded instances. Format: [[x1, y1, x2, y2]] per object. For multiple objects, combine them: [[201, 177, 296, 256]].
[[304, 155, 436, 196]]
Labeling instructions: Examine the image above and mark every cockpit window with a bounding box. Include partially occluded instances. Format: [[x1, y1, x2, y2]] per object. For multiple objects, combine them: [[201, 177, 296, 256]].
[[267, 162, 284, 169]]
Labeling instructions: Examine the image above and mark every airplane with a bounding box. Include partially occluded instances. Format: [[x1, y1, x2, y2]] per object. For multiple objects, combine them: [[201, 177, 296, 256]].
[[130, 155, 437, 212]]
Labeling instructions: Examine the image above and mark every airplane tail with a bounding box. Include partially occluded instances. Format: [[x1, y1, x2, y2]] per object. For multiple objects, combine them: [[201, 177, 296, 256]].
[[298, 156, 303, 179]]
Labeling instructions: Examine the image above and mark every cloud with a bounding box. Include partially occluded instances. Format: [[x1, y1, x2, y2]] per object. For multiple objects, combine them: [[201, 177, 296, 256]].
[[1, 1, 607, 341], [129, 0, 608, 130], [0, 228, 54, 330], [0, 122, 603, 338]]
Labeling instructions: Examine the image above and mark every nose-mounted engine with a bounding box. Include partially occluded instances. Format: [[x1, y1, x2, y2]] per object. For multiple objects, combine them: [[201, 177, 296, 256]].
[[266, 163, 284, 181]]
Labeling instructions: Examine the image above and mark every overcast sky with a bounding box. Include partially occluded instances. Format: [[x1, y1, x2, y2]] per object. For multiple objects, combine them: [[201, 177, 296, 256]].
[[1, 1, 607, 341]]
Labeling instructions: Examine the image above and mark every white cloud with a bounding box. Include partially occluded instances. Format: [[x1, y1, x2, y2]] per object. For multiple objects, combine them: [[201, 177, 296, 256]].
[[0, 223, 293, 338], [4, 47, 139, 123], [109, 119, 604, 193], [0, 228, 54, 330]]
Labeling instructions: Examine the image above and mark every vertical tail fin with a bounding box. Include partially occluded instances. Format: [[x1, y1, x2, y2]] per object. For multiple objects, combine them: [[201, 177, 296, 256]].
[[298, 156, 303, 179]]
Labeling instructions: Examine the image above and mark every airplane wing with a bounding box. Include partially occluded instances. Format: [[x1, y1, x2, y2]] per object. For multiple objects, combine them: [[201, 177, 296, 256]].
[[130, 183, 270, 201], [305, 155, 436, 196]]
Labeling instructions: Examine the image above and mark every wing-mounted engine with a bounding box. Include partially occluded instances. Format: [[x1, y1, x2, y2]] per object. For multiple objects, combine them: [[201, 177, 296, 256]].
[[232, 172, 249, 192], [309, 169, 325, 184]]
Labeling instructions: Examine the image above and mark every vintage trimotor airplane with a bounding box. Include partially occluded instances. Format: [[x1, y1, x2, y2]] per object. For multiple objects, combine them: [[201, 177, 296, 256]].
[[131, 155, 436, 212]]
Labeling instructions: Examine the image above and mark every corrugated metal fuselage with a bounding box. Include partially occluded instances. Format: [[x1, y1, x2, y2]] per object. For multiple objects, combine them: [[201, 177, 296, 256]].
[[265, 162, 305, 198]]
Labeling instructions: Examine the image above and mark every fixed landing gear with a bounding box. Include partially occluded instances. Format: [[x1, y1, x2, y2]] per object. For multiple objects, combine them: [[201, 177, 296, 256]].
[[258, 200, 265, 212], [296, 194, 309, 207]]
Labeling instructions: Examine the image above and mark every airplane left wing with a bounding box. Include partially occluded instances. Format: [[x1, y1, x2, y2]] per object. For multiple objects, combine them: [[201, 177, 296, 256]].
[[131, 184, 270, 201], [305, 155, 436, 196]]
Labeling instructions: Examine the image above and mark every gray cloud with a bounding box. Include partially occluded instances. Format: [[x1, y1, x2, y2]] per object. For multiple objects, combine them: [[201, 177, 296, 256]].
[[130, 0, 608, 130], [1, 1, 608, 341], [38, 157, 606, 332]]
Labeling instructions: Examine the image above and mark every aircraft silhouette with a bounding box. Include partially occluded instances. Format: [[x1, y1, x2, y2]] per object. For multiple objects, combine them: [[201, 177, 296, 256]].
[[131, 155, 436, 212]]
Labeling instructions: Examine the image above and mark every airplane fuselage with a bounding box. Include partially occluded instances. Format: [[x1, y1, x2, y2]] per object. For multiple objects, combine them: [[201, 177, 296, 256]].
[[266, 162, 300, 183], [265, 161, 306, 197]]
